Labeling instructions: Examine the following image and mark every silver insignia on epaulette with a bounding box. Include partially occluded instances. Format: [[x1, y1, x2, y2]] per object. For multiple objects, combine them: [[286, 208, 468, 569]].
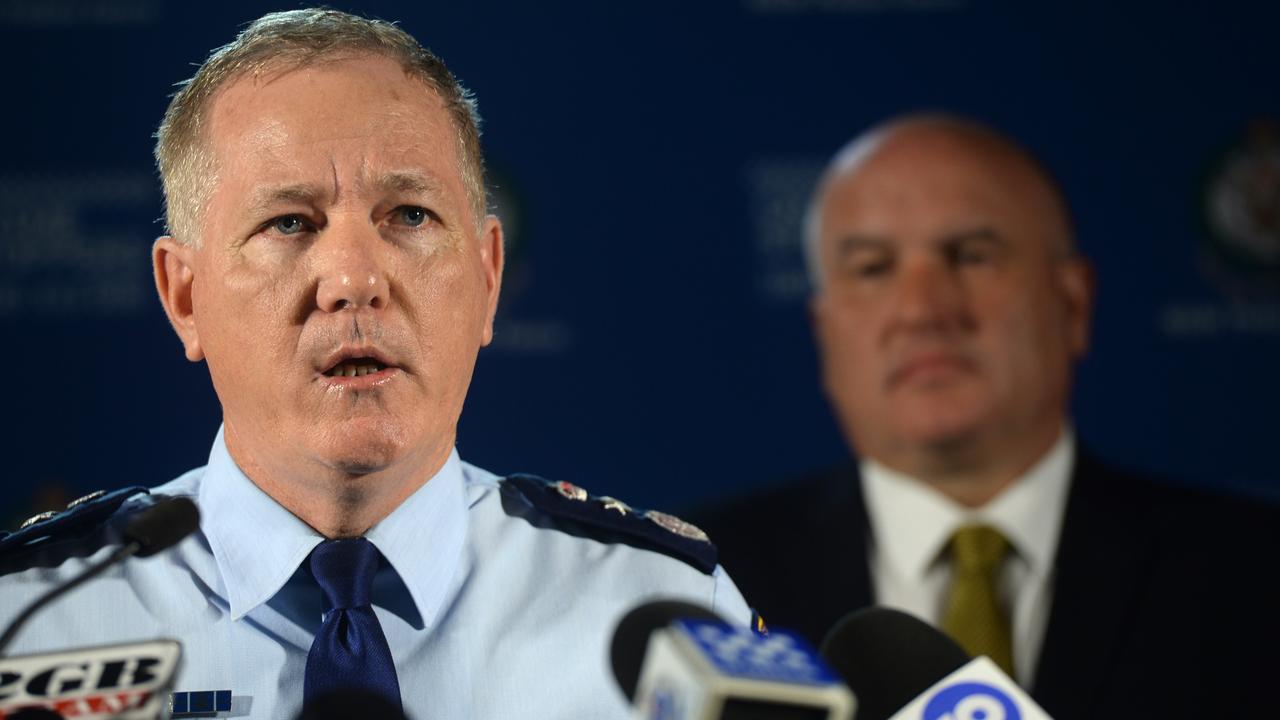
[[554, 481, 588, 502], [644, 510, 710, 542], [19, 510, 59, 530], [66, 489, 107, 509], [600, 496, 631, 515]]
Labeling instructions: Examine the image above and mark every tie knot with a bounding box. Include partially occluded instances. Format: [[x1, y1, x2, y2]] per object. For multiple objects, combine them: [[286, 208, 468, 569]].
[[949, 525, 1009, 574], [309, 537, 381, 610]]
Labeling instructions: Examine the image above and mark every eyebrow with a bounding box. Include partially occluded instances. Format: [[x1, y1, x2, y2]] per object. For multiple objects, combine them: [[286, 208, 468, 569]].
[[245, 183, 328, 217], [938, 226, 1006, 247], [241, 172, 451, 224], [375, 171, 448, 198], [835, 234, 893, 259], [833, 227, 1009, 260]]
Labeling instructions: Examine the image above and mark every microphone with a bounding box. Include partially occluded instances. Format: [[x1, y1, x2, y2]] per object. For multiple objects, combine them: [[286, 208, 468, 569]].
[[610, 599, 855, 719], [0, 496, 200, 656], [611, 599, 725, 702], [0, 639, 182, 719], [820, 607, 1052, 720], [820, 607, 968, 720], [121, 495, 200, 558]]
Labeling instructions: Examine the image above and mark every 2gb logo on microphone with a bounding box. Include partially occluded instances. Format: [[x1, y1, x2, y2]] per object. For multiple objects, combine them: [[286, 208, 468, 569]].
[[923, 681, 1020, 720]]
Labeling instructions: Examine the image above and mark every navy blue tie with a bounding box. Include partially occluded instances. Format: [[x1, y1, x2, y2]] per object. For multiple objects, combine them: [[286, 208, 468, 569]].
[[304, 538, 402, 710]]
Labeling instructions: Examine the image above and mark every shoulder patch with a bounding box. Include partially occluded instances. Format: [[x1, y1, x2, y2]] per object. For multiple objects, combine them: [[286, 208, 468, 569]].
[[502, 474, 718, 574], [0, 486, 150, 568]]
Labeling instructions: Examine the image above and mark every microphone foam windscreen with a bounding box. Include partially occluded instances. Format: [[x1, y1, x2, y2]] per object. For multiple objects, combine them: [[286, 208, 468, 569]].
[[820, 607, 969, 720], [609, 599, 725, 701], [124, 496, 201, 557]]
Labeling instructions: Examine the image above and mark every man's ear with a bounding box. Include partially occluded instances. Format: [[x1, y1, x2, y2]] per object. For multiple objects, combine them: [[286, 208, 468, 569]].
[[1058, 255, 1095, 359], [153, 236, 204, 362], [478, 215, 505, 347], [808, 292, 831, 355]]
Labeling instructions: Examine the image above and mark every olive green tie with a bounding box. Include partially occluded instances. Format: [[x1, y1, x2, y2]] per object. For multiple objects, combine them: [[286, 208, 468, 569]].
[[940, 524, 1014, 677]]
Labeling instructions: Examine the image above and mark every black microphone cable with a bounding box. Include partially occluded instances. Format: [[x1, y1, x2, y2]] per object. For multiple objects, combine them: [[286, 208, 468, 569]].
[[0, 496, 200, 656]]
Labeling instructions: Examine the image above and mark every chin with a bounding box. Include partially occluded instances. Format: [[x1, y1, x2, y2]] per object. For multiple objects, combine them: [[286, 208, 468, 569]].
[[327, 456, 396, 476], [894, 404, 990, 450], [322, 448, 400, 476], [314, 425, 408, 477]]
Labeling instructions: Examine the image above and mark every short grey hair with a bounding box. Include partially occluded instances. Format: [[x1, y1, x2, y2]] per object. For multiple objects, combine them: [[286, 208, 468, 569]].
[[154, 8, 486, 245]]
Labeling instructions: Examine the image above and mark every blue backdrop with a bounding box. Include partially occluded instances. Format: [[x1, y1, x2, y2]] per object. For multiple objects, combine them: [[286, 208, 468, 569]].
[[2, 0, 1277, 529]]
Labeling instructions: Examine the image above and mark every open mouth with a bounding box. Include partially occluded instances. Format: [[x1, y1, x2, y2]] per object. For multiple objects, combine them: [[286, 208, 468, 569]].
[[323, 357, 389, 378]]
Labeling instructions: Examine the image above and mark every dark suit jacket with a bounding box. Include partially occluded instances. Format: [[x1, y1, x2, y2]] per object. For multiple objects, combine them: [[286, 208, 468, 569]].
[[693, 453, 1280, 718]]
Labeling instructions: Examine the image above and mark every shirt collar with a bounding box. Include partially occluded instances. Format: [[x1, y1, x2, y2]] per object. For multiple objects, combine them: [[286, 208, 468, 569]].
[[199, 426, 468, 627], [364, 447, 467, 630], [199, 427, 322, 621], [861, 427, 1076, 581]]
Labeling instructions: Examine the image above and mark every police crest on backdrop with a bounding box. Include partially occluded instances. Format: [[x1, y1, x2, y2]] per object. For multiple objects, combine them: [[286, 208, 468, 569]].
[[1203, 118, 1280, 286]]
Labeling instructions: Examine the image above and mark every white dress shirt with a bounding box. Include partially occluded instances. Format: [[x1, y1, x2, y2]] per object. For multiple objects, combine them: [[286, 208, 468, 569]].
[[861, 428, 1075, 686]]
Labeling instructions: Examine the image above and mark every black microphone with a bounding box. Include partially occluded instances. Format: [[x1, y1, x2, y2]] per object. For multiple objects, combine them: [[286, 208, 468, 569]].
[[0, 496, 200, 655], [610, 599, 725, 702], [122, 495, 200, 558], [820, 607, 969, 720], [610, 599, 855, 719], [821, 607, 1053, 720]]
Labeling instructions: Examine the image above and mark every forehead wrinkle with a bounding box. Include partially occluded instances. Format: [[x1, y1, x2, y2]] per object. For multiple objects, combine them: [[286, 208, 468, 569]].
[[375, 170, 447, 197], [247, 182, 329, 216], [837, 234, 892, 257], [937, 227, 1004, 247], [250, 130, 381, 151]]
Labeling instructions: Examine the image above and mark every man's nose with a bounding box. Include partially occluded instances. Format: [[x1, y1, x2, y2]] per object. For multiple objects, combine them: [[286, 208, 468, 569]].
[[314, 221, 390, 313], [891, 257, 967, 330]]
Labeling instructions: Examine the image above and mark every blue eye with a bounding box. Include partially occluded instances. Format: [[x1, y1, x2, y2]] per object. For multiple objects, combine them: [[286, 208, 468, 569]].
[[271, 215, 306, 235], [396, 206, 428, 227]]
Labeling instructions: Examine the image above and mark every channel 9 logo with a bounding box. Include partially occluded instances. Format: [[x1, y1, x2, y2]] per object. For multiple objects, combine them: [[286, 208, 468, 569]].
[[922, 681, 1021, 720]]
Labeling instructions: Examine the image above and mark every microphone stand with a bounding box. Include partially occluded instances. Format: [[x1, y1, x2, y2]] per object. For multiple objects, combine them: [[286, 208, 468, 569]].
[[0, 540, 142, 656]]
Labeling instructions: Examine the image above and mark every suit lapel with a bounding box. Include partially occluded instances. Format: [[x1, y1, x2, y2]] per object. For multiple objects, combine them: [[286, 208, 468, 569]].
[[1030, 453, 1154, 716], [835, 465, 874, 612], [800, 464, 875, 642]]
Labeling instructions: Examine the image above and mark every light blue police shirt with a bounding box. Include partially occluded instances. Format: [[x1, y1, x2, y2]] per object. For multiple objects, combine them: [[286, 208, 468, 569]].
[[0, 428, 751, 718]]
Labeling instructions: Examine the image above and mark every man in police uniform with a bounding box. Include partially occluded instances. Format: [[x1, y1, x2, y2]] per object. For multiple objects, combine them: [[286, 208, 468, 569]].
[[0, 9, 747, 718], [696, 115, 1280, 718]]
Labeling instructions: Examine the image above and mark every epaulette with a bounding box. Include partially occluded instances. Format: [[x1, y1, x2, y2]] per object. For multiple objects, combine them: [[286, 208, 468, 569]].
[[502, 474, 717, 574], [0, 486, 150, 564]]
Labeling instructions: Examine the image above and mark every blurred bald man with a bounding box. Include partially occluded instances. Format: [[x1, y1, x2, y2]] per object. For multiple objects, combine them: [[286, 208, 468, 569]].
[[696, 115, 1279, 718]]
